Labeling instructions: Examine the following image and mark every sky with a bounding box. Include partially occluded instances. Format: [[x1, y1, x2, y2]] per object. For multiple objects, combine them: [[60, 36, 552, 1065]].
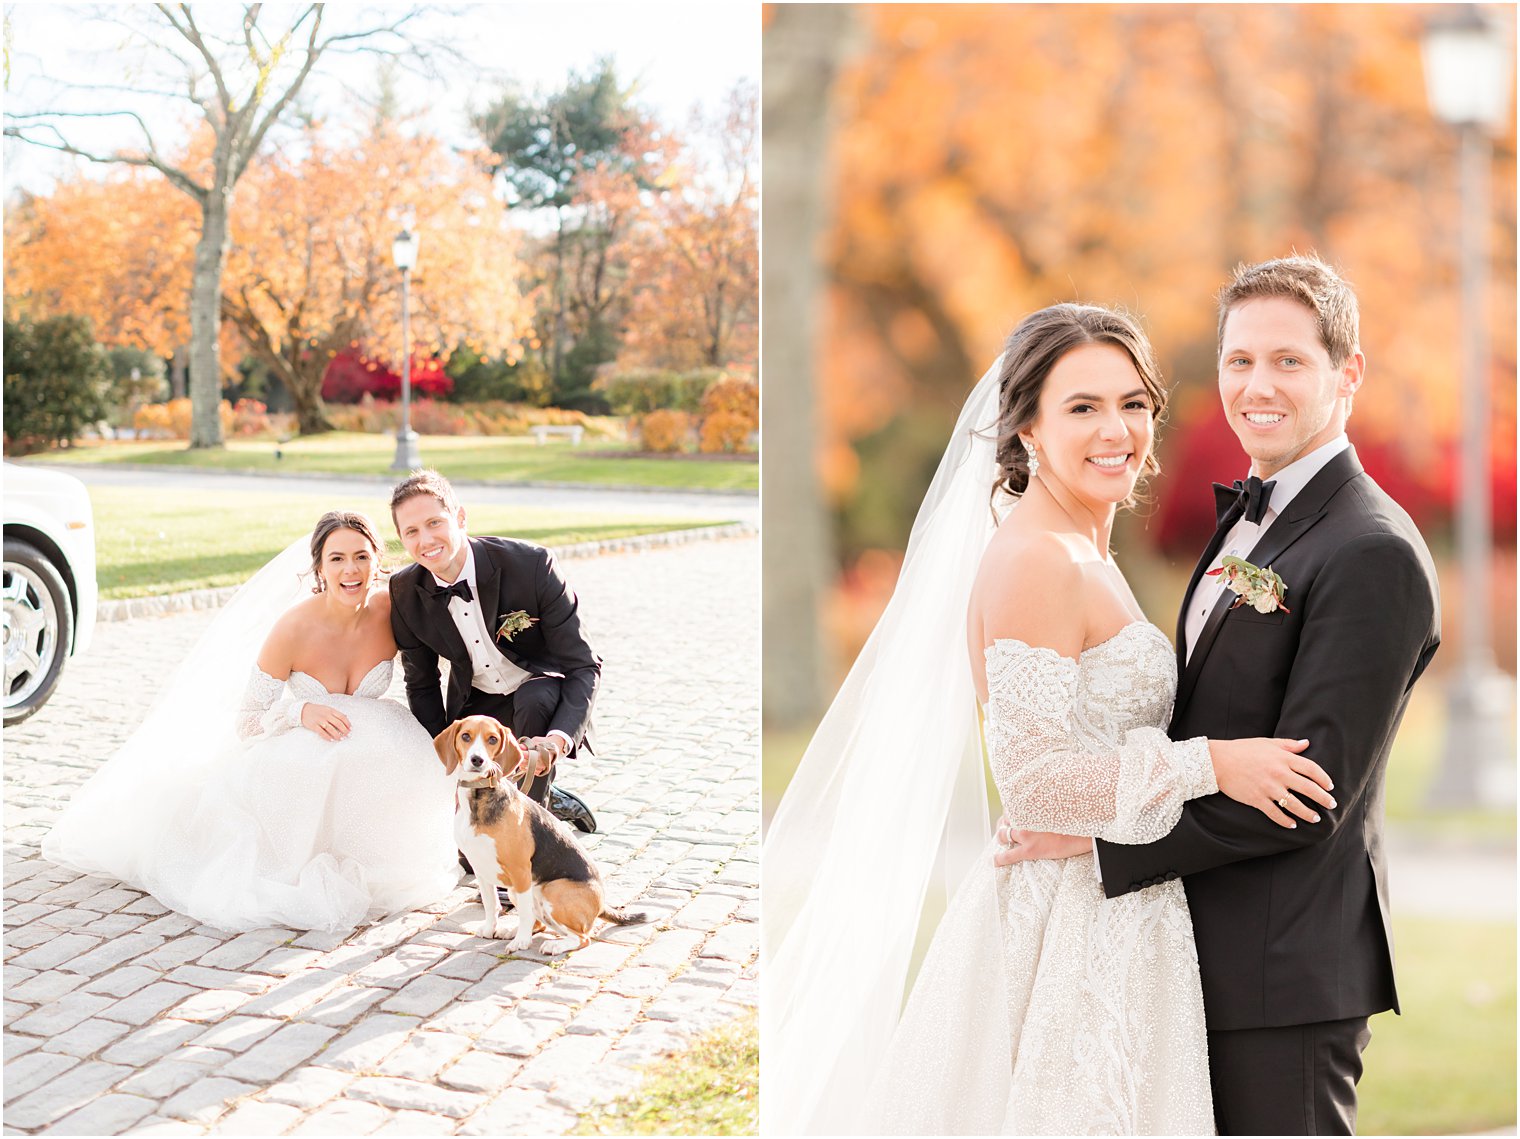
[[2, 2, 759, 197]]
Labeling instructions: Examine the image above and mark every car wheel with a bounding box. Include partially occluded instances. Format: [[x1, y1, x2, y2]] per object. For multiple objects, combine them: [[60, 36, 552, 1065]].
[[3, 537, 74, 725]]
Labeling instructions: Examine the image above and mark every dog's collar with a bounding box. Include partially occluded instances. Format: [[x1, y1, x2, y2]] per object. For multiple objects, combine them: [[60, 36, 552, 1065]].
[[459, 776, 499, 791]]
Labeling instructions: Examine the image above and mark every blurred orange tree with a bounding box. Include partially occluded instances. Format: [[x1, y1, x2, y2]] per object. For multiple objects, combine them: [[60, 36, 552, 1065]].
[[816, 4, 1516, 566]]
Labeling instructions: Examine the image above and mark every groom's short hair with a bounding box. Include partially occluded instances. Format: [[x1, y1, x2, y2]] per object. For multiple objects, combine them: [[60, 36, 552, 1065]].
[[390, 469, 460, 525], [1217, 254, 1360, 368]]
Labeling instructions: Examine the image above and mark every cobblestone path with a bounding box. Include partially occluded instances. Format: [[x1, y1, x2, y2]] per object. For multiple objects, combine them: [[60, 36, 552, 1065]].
[[4, 538, 759, 1135]]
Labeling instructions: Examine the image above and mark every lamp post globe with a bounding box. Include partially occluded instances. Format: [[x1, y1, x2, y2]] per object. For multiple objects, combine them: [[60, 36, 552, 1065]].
[[390, 228, 422, 472]]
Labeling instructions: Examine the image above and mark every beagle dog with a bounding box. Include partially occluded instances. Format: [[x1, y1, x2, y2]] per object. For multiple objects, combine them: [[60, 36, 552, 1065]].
[[434, 715, 643, 953]]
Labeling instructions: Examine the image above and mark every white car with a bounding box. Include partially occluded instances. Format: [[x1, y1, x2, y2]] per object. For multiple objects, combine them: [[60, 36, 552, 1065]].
[[4, 463, 98, 724]]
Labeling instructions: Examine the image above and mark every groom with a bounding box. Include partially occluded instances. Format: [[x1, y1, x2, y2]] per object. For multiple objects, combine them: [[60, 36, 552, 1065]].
[[388, 469, 600, 835], [999, 255, 1441, 1134]]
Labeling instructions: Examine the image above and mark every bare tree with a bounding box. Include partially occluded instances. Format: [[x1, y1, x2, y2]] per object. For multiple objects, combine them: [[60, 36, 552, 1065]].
[[5, 4, 433, 447]]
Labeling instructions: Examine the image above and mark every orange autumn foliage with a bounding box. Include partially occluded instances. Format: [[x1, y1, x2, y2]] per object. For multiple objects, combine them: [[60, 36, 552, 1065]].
[[618, 84, 759, 373], [698, 374, 759, 453], [222, 120, 529, 430], [639, 409, 693, 453], [132, 398, 270, 439], [814, 4, 1517, 543], [6, 118, 532, 433], [5, 169, 197, 358]]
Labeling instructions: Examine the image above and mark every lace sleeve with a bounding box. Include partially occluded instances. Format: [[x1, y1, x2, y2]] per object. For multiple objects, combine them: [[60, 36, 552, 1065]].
[[236, 667, 308, 742], [984, 641, 1216, 844]]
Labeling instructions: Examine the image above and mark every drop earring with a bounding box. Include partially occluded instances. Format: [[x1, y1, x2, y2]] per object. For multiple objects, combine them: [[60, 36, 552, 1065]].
[[1026, 439, 1040, 480]]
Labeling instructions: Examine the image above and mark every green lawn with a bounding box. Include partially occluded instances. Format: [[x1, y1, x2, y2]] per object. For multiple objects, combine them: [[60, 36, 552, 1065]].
[[87, 486, 727, 600], [1360, 916, 1516, 1135], [572, 1012, 757, 1135], [40, 434, 758, 492], [1380, 682, 1517, 841]]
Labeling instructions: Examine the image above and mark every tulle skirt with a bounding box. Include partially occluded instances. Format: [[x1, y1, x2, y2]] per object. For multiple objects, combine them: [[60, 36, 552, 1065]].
[[45, 694, 460, 933]]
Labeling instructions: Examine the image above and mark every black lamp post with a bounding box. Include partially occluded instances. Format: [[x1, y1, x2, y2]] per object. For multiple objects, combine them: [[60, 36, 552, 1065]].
[[390, 228, 422, 472]]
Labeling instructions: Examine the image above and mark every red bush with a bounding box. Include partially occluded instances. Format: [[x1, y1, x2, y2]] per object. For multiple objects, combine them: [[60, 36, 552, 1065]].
[[322, 348, 452, 404], [1152, 394, 1511, 553]]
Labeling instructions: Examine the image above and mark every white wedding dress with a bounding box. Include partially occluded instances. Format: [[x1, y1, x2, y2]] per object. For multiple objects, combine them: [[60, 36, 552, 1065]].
[[764, 358, 1218, 1136], [42, 536, 460, 935], [863, 621, 1216, 1135]]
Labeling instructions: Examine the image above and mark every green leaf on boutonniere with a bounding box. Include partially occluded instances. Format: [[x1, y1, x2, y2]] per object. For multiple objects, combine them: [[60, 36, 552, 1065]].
[[1206, 555, 1291, 614], [495, 609, 538, 641]]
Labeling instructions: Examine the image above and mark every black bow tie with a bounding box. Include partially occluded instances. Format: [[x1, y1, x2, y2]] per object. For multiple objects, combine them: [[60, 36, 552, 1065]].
[[1212, 476, 1277, 528], [425, 577, 473, 604]]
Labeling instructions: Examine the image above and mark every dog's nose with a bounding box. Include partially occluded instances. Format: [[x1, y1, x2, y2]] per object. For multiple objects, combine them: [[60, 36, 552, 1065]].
[[469, 756, 484, 768]]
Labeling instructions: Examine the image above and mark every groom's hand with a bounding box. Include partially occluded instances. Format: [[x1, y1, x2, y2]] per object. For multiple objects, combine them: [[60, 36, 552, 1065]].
[[522, 735, 565, 776], [992, 815, 1089, 866]]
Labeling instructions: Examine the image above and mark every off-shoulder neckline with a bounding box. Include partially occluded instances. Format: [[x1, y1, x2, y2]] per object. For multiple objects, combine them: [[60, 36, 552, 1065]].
[[257, 658, 390, 696], [984, 619, 1161, 666]]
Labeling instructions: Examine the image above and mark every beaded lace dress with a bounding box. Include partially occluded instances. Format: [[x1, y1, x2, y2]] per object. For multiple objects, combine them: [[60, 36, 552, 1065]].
[[864, 621, 1217, 1135]]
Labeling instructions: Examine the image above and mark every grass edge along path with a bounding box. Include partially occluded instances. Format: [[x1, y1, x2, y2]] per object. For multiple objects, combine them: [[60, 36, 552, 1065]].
[[572, 1011, 758, 1136]]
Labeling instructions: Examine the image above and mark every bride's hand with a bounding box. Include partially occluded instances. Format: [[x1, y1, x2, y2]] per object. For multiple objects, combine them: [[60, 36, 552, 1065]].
[[1208, 738, 1335, 828], [301, 703, 352, 741], [992, 815, 1090, 866]]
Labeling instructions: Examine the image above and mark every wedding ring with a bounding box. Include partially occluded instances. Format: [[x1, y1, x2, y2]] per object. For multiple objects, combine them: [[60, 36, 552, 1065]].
[[1276, 796, 1292, 810]]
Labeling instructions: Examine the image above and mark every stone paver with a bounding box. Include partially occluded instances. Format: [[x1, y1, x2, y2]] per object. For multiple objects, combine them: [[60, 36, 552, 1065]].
[[4, 536, 758, 1135]]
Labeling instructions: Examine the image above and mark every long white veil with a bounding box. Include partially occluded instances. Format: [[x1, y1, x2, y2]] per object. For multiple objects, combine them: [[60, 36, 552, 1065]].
[[762, 358, 1011, 1134], [42, 535, 315, 884]]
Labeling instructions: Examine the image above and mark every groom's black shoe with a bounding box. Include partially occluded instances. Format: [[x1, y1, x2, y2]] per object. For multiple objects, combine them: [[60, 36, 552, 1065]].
[[549, 785, 596, 833]]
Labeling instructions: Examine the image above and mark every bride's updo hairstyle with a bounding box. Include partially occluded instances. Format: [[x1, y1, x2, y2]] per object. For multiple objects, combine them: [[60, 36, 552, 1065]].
[[309, 510, 387, 593], [992, 302, 1168, 506]]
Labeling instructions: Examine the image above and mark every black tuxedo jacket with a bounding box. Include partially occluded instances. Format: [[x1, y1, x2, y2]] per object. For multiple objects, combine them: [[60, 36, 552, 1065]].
[[1095, 447, 1440, 1031], [389, 536, 601, 743]]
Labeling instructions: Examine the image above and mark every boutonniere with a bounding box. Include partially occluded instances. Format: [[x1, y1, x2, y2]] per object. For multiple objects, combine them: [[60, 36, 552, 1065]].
[[1207, 555, 1291, 614], [495, 610, 538, 641]]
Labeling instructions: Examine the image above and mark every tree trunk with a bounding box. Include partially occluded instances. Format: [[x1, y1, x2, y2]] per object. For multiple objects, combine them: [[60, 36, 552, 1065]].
[[289, 381, 336, 435], [170, 344, 188, 400], [553, 209, 567, 392], [268, 352, 334, 436], [188, 195, 230, 448], [761, 4, 857, 731]]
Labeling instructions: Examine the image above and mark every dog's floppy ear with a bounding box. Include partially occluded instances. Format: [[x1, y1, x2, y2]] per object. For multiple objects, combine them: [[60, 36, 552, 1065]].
[[500, 730, 527, 781], [498, 730, 536, 793], [433, 721, 463, 773]]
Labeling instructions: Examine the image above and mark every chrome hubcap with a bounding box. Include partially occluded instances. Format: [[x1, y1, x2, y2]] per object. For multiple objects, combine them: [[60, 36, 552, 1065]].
[[3, 562, 59, 710]]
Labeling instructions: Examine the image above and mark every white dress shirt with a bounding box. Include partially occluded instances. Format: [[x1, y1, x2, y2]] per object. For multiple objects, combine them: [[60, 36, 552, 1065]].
[[1182, 434, 1350, 663], [434, 544, 571, 752]]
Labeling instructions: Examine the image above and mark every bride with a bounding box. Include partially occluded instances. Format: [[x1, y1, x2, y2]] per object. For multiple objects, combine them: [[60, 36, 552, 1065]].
[[762, 304, 1334, 1134], [43, 510, 459, 933]]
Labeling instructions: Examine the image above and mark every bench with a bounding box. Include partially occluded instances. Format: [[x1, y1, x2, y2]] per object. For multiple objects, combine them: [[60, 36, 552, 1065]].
[[529, 425, 585, 446]]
